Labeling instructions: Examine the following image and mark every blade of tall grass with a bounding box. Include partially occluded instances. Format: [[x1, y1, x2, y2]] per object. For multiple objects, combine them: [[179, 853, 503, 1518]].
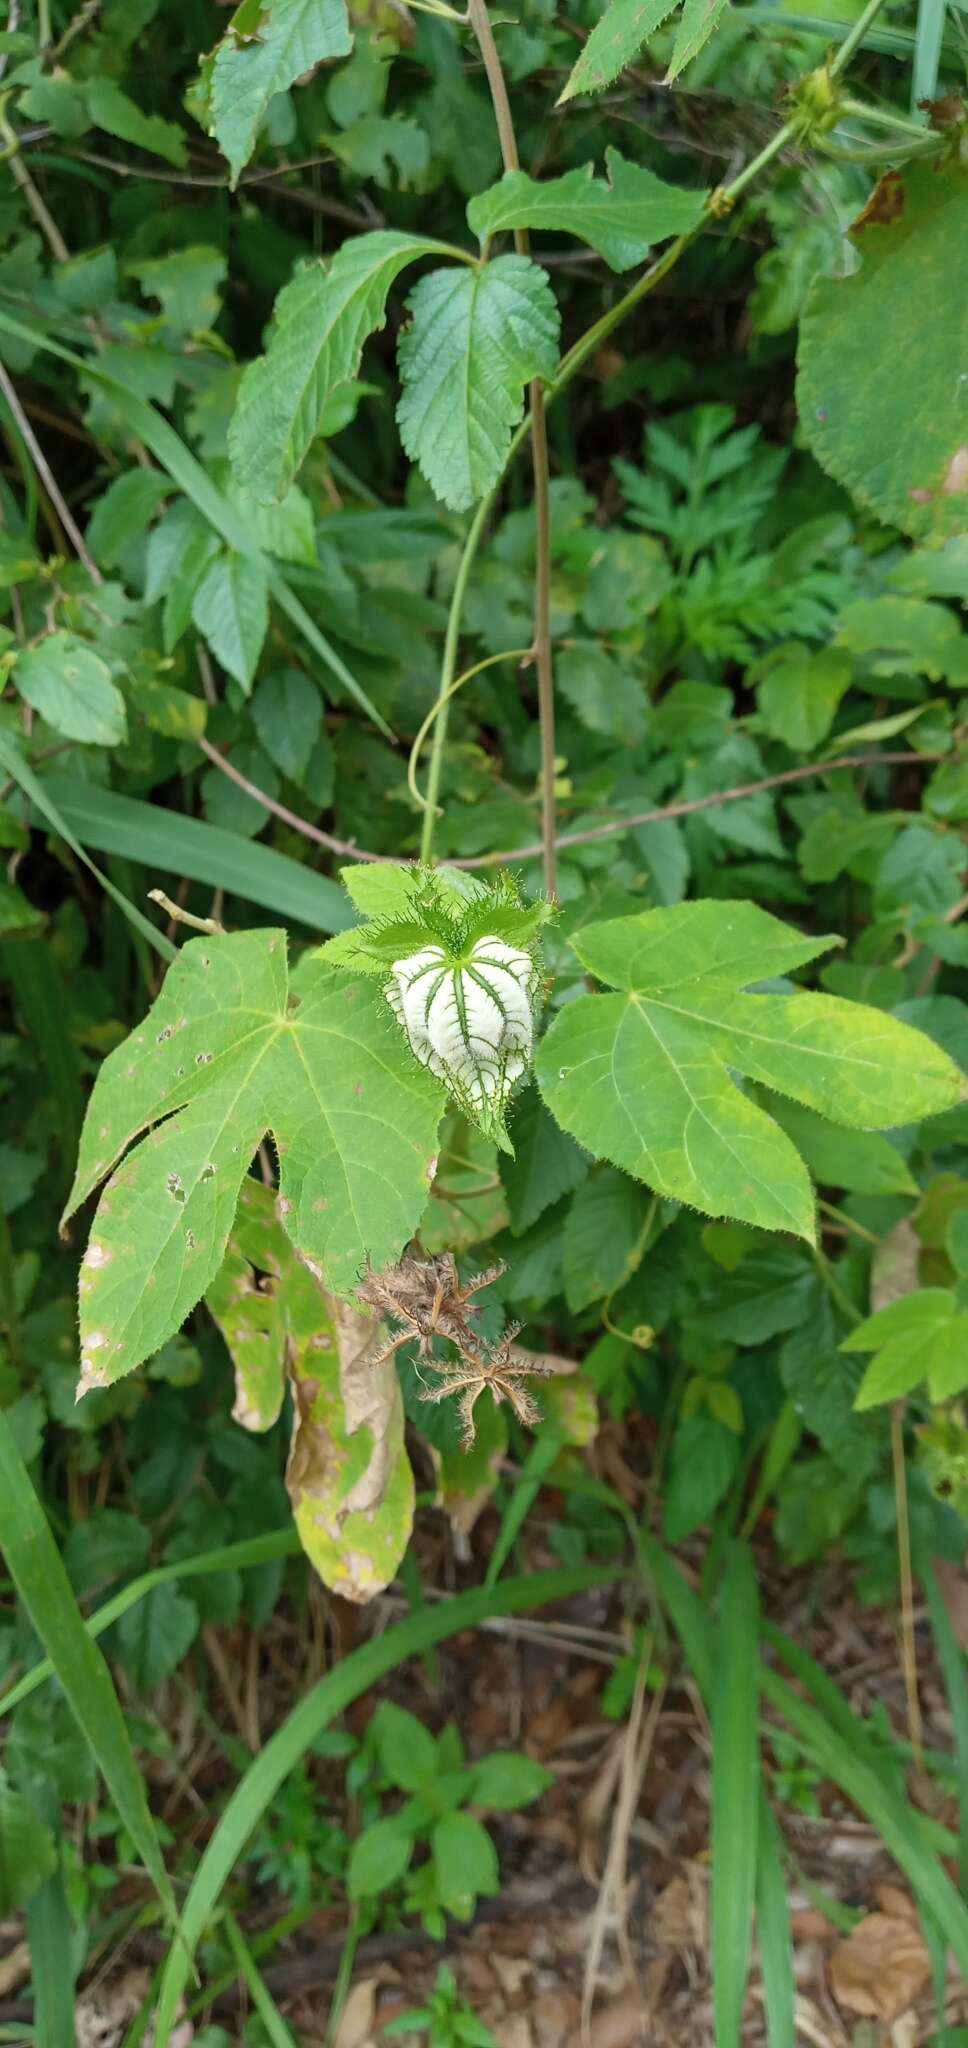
[[911, 0, 946, 107], [25, 1783, 75, 2048], [0, 308, 391, 737], [640, 1533, 714, 1698], [711, 1544, 761, 2048], [924, 1563, 968, 1898], [0, 1410, 177, 1927], [756, 1797, 796, 2048], [0, 732, 175, 961], [151, 1563, 621, 2045], [485, 1431, 562, 1588], [39, 776, 353, 935], [0, 1529, 301, 1717], [0, 930, 83, 1173], [223, 1908, 298, 2048], [761, 1663, 968, 1973]]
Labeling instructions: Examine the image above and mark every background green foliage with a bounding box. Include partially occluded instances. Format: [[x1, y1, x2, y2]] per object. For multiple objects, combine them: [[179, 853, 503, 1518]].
[[1, 0, 968, 2036]]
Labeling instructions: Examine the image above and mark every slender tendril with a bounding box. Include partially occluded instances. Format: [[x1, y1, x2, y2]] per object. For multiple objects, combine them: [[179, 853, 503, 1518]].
[[408, 646, 532, 816]]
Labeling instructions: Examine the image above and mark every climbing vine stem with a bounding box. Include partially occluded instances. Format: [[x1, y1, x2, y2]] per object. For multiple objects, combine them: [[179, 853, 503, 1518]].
[[419, 0, 893, 877]]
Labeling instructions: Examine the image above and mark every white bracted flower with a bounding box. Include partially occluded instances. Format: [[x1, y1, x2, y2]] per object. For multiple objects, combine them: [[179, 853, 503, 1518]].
[[387, 936, 536, 1124]]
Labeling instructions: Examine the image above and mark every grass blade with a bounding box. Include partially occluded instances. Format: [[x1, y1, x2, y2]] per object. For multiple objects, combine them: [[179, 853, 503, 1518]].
[[0, 732, 175, 961], [924, 1563, 968, 1899], [711, 1544, 760, 2048], [223, 1908, 298, 2048], [756, 1796, 796, 2048], [25, 1783, 75, 2048], [40, 776, 353, 935], [0, 1529, 301, 1718], [911, 0, 946, 108], [762, 1663, 968, 1974], [0, 931, 84, 1174], [640, 1533, 715, 1699], [151, 1563, 620, 2044], [0, 308, 391, 737], [0, 1409, 177, 1928]]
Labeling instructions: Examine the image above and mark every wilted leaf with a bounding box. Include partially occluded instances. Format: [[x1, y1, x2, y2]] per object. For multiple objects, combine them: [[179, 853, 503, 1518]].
[[830, 1904, 931, 2019], [286, 1294, 415, 1602]]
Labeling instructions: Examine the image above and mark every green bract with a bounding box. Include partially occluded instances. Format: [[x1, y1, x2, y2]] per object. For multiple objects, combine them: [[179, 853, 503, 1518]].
[[322, 866, 550, 1148]]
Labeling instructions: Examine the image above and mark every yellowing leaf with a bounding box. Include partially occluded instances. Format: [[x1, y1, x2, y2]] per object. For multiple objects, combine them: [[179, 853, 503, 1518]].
[[287, 1296, 414, 1602]]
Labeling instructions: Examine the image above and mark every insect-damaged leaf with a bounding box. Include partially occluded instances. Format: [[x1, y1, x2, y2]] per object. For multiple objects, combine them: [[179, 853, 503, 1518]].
[[64, 930, 445, 1392], [798, 162, 968, 545], [287, 1293, 414, 1602], [536, 902, 965, 1241], [208, 1180, 413, 1598]]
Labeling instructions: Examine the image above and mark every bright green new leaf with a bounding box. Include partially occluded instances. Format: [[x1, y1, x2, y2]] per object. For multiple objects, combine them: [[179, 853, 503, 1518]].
[[63, 930, 445, 1390], [558, 0, 678, 101], [844, 1289, 968, 1407], [208, 0, 352, 185], [348, 1818, 413, 1898], [191, 551, 268, 693], [229, 235, 460, 502], [536, 902, 965, 1240], [14, 632, 127, 747], [798, 162, 968, 544], [397, 256, 560, 511], [467, 151, 707, 273], [0, 1769, 57, 1911]]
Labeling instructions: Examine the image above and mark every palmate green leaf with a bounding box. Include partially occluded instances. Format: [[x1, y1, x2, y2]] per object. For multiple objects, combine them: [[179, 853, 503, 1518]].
[[229, 234, 464, 503], [13, 632, 127, 747], [62, 929, 445, 1390], [208, 0, 352, 185], [558, 0, 679, 100], [798, 162, 968, 545], [536, 902, 965, 1241], [844, 1289, 968, 1407], [397, 257, 560, 512], [467, 151, 707, 273]]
